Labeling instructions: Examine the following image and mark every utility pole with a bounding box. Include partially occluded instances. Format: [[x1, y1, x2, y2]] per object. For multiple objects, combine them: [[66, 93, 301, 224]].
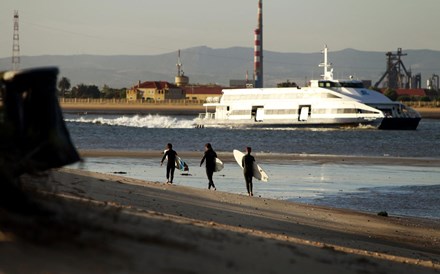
[[12, 10, 20, 71]]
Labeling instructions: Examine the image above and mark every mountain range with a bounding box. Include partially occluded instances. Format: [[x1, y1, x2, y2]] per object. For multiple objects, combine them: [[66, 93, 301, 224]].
[[1, 46, 439, 89]]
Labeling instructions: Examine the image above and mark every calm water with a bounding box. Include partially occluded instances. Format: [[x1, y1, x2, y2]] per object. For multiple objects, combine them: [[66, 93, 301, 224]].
[[65, 114, 440, 219]]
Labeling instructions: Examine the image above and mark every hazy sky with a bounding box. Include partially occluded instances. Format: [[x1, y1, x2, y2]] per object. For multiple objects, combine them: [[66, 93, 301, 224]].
[[1, 0, 439, 58]]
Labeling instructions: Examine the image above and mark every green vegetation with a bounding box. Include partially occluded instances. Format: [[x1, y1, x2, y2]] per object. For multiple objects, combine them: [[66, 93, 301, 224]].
[[101, 85, 126, 99], [58, 77, 71, 97], [383, 88, 398, 101], [277, 80, 297, 88]]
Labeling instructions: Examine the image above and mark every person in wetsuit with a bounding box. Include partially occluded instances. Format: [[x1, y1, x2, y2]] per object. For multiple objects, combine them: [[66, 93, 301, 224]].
[[200, 143, 217, 190], [242, 146, 255, 196], [161, 143, 177, 184]]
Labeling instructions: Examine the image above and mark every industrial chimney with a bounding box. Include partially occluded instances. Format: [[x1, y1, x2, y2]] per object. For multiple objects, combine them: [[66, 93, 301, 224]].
[[253, 0, 263, 88]]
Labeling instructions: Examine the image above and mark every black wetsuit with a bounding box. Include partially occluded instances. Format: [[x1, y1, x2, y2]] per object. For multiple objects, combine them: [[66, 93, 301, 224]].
[[161, 149, 177, 183], [200, 149, 217, 189], [242, 153, 255, 194]]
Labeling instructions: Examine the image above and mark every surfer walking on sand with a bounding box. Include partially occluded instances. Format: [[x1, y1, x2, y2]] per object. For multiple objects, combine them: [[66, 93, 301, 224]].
[[200, 143, 217, 190], [161, 143, 177, 184], [242, 147, 255, 196]]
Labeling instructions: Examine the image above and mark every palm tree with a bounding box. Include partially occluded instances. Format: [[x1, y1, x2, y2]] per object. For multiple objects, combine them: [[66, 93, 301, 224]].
[[58, 77, 71, 97]]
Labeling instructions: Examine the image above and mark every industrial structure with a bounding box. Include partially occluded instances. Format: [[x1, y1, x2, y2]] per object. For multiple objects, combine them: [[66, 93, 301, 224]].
[[427, 74, 439, 90], [253, 0, 263, 88], [374, 48, 421, 89], [12, 10, 20, 71], [372, 48, 439, 99]]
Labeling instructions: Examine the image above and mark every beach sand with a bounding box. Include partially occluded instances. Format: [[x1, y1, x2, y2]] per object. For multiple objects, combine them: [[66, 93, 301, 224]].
[[0, 167, 439, 274], [0, 104, 438, 273], [79, 149, 440, 167]]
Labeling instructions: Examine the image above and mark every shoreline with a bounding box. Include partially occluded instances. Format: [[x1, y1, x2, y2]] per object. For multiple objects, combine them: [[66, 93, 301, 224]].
[[60, 102, 440, 118], [61, 102, 207, 115], [78, 149, 440, 167], [1, 168, 438, 273]]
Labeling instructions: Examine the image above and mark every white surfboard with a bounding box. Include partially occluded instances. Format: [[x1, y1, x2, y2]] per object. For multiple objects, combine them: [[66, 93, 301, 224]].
[[214, 158, 224, 172], [233, 149, 269, 182]]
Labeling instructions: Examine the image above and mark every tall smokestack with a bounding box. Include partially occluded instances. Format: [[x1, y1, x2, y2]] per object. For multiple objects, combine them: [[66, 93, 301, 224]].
[[254, 0, 263, 88]]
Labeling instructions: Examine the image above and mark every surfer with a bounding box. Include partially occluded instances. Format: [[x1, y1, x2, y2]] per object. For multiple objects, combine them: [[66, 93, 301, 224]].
[[242, 147, 255, 196], [161, 143, 177, 184], [200, 143, 217, 190]]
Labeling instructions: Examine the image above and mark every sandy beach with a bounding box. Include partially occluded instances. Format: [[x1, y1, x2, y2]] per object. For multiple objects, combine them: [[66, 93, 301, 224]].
[[0, 103, 438, 273], [0, 166, 439, 274]]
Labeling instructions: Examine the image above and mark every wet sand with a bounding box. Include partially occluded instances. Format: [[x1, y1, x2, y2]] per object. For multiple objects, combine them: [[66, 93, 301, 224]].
[[0, 104, 437, 273], [79, 149, 440, 167], [0, 168, 439, 274]]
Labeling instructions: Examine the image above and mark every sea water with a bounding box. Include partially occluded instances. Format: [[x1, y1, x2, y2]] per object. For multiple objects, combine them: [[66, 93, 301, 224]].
[[64, 113, 440, 219]]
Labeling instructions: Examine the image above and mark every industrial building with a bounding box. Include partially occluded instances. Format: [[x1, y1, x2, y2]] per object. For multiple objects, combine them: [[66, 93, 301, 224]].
[[375, 48, 439, 99]]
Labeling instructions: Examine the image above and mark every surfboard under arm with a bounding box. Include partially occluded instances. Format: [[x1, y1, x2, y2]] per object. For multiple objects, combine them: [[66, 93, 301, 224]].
[[233, 149, 269, 182]]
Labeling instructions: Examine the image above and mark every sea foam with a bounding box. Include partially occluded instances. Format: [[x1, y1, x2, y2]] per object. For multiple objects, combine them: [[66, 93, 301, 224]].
[[66, 114, 196, 129]]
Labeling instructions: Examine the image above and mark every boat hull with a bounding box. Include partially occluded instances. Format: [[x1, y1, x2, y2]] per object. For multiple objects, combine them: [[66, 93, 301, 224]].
[[196, 117, 383, 129], [378, 117, 421, 130]]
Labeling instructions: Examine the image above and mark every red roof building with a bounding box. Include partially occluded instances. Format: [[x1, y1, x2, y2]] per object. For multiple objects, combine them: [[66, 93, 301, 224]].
[[395, 88, 427, 97], [183, 85, 224, 101], [126, 81, 185, 101]]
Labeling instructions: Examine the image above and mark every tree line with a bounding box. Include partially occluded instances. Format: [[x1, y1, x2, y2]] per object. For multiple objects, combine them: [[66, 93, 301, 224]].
[[381, 88, 439, 102], [59, 76, 439, 101], [58, 77, 126, 99]]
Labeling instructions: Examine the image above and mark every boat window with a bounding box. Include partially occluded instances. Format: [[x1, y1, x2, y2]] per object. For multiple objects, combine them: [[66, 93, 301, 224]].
[[330, 108, 358, 114], [358, 109, 380, 114], [221, 91, 341, 102], [230, 110, 251, 116], [312, 109, 327, 114], [340, 82, 364, 88], [265, 109, 297, 115], [318, 81, 341, 88]]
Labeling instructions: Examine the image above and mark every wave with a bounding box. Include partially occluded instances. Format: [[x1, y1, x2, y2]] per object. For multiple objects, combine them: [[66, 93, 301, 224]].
[[65, 114, 197, 129]]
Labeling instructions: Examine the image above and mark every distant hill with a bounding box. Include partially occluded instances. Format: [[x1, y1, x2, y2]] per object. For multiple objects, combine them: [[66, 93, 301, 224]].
[[0, 46, 439, 88]]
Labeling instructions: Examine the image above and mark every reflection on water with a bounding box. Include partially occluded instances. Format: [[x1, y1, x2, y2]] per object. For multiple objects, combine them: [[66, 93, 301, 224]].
[[67, 157, 440, 219]]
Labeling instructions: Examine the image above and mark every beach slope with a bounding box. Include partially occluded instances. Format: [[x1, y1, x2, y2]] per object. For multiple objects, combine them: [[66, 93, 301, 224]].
[[0, 168, 439, 274]]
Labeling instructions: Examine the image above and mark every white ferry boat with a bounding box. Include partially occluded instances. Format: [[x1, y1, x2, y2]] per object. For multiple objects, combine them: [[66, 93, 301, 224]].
[[196, 47, 421, 130]]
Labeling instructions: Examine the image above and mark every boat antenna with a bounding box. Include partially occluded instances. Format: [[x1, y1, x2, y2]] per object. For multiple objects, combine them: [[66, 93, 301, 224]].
[[319, 45, 333, 80]]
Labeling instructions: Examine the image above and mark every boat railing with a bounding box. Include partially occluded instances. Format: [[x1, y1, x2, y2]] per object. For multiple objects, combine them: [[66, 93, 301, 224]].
[[198, 112, 215, 120]]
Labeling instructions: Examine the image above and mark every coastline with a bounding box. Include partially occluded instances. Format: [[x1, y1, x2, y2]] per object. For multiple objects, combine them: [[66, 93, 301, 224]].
[[78, 149, 440, 167], [60, 102, 440, 118], [61, 102, 207, 115], [0, 168, 439, 273], [4, 103, 433, 272]]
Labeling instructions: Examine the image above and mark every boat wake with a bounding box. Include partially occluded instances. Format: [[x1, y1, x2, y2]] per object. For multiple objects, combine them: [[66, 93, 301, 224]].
[[65, 114, 197, 129]]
